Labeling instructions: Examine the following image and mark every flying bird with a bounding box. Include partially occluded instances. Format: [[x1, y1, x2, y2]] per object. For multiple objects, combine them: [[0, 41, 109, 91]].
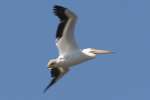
[[44, 5, 112, 92]]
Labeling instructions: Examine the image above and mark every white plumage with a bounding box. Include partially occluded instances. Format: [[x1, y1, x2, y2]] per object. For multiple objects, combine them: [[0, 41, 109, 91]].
[[44, 5, 112, 92]]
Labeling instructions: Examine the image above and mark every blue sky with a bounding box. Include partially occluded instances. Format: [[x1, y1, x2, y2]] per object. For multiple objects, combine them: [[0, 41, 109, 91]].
[[0, 0, 150, 100]]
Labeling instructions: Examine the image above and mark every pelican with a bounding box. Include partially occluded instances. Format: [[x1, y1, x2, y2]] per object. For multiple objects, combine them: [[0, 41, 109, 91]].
[[44, 5, 112, 92]]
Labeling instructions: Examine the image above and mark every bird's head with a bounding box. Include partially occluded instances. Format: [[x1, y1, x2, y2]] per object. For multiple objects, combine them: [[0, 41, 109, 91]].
[[48, 59, 58, 69]]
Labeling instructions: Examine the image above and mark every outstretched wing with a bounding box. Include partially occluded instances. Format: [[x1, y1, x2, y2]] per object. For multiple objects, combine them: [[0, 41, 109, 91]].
[[43, 67, 68, 93], [53, 5, 79, 56]]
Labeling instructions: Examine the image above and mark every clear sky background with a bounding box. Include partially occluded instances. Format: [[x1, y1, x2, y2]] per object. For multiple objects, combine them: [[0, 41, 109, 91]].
[[0, 0, 150, 100]]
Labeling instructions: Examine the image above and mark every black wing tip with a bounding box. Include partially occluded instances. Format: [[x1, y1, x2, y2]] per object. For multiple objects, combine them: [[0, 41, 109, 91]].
[[53, 5, 67, 13], [53, 5, 67, 17], [43, 67, 61, 93], [53, 5, 69, 40], [53, 5, 67, 10], [43, 84, 50, 93], [43, 78, 57, 93]]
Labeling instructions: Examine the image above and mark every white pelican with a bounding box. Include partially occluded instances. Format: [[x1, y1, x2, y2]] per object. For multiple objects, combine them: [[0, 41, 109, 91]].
[[44, 5, 112, 92]]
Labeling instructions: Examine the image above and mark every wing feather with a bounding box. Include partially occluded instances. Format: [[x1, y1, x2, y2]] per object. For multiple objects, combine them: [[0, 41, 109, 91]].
[[53, 5, 79, 56], [43, 67, 68, 93]]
